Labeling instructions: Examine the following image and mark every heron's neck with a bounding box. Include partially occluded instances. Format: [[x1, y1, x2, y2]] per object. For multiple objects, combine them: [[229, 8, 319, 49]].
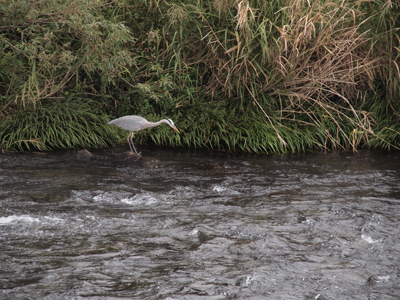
[[150, 119, 168, 128]]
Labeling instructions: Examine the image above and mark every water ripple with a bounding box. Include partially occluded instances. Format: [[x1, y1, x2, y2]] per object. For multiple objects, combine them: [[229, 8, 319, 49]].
[[1, 149, 400, 299]]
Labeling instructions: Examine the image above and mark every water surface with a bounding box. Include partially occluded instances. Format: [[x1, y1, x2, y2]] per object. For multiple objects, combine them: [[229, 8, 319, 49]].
[[1, 148, 399, 299]]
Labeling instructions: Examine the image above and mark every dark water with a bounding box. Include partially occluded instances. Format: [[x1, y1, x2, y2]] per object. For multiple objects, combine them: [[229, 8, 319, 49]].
[[1, 147, 400, 300]]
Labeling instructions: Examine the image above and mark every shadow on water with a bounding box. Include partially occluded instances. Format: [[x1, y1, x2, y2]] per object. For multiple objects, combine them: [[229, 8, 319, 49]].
[[1, 146, 400, 299]]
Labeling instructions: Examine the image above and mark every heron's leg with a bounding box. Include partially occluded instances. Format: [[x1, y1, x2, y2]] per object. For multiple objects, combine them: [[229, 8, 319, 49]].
[[127, 132, 135, 153], [128, 132, 141, 157], [130, 137, 140, 156]]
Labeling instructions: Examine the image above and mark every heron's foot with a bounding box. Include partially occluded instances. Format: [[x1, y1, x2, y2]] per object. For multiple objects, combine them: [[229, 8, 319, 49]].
[[128, 151, 142, 159]]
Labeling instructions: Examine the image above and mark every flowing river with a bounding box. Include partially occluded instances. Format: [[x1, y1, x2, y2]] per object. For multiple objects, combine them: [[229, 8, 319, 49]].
[[1, 147, 399, 299]]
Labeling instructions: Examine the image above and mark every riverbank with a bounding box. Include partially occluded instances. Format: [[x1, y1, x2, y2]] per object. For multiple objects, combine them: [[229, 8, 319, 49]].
[[1, 0, 399, 153]]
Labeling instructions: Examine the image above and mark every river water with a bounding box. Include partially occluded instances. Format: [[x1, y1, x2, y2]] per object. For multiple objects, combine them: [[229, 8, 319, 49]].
[[0, 147, 399, 300]]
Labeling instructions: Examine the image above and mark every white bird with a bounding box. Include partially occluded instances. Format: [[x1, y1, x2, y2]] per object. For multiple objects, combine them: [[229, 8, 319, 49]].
[[108, 115, 180, 157]]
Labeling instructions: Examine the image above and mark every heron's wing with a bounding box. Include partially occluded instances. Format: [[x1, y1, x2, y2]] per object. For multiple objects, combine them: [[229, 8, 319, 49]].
[[108, 115, 147, 132]]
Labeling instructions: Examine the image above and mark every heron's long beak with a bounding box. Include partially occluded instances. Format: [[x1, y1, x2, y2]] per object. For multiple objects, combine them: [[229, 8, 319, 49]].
[[173, 126, 180, 134]]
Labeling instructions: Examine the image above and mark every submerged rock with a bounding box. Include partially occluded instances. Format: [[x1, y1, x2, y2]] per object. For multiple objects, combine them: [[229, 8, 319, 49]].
[[76, 149, 94, 161]]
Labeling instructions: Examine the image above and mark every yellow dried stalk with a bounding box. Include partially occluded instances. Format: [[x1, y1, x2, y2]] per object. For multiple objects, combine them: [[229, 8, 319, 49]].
[[234, 0, 255, 31], [268, 0, 381, 150]]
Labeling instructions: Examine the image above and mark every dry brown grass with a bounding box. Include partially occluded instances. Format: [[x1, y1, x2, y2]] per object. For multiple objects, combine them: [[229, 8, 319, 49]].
[[268, 0, 380, 150], [193, 0, 383, 150]]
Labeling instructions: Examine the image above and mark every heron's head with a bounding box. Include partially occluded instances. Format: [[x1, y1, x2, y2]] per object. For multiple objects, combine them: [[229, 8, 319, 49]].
[[166, 119, 180, 133]]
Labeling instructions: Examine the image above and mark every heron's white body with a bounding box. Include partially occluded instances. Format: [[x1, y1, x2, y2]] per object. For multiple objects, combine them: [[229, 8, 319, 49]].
[[108, 116, 166, 132], [108, 115, 179, 157]]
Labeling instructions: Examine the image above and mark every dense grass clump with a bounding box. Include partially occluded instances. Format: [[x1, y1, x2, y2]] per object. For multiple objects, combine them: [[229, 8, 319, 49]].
[[0, 100, 121, 151], [0, 0, 399, 152]]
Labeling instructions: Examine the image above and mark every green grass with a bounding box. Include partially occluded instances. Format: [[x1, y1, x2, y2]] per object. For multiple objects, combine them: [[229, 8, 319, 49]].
[[0, 0, 399, 153], [0, 100, 121, 151]]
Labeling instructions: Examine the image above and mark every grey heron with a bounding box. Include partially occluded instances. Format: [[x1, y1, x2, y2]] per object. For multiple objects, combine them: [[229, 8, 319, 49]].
[[108, 115, 180, 157]]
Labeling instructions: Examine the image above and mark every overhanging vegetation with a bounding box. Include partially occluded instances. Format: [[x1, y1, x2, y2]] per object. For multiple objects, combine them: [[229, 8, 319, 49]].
[[1, 0, 399, 152]]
